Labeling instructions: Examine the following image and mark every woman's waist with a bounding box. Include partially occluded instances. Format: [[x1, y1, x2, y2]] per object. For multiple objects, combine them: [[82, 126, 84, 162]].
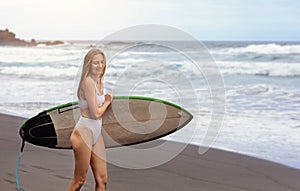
[[76, 116, 102, 128], [79, 110, 102, 121], [79, 115, 102, 121], [80, 109, 102, 121]]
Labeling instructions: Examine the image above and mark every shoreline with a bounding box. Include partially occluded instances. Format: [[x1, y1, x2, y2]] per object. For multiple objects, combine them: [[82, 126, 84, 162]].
[[1, 111, 299, 170], [1, 112, 300, 190], [3, 111, 299, 171]]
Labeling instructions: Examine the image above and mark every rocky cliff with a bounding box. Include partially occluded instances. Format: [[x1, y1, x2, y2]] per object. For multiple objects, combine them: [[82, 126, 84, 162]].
[[0, 29, 64, 46]]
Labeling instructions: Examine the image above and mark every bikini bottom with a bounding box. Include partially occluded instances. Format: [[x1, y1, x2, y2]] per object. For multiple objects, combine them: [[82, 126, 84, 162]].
[[75, 116, 102, 145]]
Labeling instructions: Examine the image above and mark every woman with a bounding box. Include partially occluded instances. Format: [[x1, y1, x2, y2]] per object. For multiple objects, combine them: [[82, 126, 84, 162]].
[[68, 48, 112, 191]]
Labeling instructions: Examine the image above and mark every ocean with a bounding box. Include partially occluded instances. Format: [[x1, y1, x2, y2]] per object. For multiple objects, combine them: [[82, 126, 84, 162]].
[[0, 41, 299, 169]]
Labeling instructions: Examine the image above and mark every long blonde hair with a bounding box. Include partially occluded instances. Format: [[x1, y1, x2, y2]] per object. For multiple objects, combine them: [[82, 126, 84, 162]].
[[77, 48, 106, 99]]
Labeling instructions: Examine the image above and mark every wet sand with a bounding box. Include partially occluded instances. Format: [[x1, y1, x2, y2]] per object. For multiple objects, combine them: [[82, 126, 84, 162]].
[[1, 113, 300, 191]]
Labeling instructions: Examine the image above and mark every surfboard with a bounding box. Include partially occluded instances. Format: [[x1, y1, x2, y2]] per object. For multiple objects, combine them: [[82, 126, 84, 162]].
[[19, 96, 193, 149]]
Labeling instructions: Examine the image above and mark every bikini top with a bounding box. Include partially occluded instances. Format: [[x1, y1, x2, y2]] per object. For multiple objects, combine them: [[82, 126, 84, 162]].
[[78, 85, 105, 109]]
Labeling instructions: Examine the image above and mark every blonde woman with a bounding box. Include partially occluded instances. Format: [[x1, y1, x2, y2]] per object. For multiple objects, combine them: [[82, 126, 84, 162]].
[[68, 48, 112, 191]]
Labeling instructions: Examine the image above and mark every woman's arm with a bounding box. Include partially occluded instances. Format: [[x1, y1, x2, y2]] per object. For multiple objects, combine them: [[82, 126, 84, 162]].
[[82, 78, 112, 120], [95, 96, 111, 119]]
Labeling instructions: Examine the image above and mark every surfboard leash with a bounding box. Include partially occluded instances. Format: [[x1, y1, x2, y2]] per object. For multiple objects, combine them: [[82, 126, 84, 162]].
[[15, 138, 25, 191]]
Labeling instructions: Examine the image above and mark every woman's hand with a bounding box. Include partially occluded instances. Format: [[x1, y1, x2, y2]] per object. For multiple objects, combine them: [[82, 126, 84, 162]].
[[105, 94, 113, 104]]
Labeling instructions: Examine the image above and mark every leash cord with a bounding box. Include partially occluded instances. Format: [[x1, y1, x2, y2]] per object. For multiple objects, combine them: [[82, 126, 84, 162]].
[[15, 139, 25, 191]]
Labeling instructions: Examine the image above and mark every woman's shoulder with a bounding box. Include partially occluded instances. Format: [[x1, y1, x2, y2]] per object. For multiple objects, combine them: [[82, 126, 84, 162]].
[[81, 77, 96, 91], [82, 77, 95, 85]]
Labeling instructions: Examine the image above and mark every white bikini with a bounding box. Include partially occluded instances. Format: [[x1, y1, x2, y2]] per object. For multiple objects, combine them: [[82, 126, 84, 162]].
[[76, 85, 105, 145]]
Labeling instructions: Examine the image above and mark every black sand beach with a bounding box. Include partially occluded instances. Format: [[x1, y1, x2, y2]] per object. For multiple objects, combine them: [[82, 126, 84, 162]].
[[1, 113, 300, 191]]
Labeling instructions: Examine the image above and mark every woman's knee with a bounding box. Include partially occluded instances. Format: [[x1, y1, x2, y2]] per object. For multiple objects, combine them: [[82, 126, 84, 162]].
[[72, 173, 87, 189], [78, 173, 88, 184], [95, 173, 107, 186]]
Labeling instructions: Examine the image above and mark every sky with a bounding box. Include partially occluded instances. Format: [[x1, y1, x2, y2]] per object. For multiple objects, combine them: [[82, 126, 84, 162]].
[[0, 0, 299, 41]]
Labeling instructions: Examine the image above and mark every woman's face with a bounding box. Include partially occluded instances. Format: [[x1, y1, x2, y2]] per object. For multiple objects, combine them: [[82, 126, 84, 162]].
[[90, 54, 105, 77]]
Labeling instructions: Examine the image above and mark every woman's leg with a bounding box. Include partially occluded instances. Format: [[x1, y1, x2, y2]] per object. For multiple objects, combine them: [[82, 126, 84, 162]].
[[90, 135, 107, 191], [68, 127, 93, 191]]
